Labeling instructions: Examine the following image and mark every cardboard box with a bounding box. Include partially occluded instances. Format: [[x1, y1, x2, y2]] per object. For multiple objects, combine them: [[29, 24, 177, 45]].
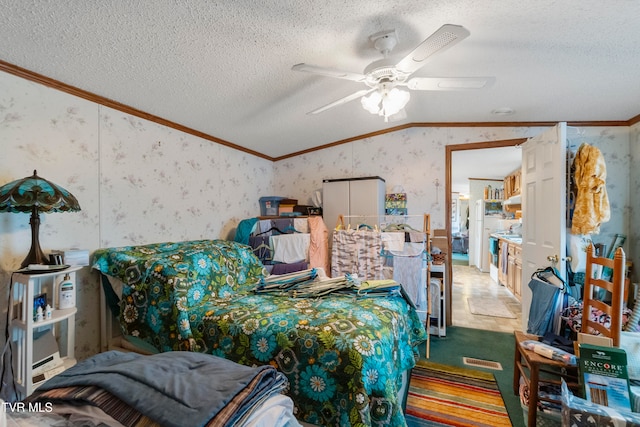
[[431, 236, 448, 253], [278, 198, 298, 215]]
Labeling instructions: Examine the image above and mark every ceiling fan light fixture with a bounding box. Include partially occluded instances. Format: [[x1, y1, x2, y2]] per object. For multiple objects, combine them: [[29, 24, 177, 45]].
[[361, 91, 382, 114], [381, 88, 410, 116], [361, 87, 410, 120], [293, 24, 492, 119]]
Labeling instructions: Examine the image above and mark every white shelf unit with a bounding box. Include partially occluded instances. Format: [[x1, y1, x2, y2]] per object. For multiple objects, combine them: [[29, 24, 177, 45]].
[[10, 266, 81, 399], [429, 263, 446, 337]]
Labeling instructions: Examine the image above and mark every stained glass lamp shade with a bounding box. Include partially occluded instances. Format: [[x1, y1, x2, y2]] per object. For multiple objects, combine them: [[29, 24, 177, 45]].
[[0, 170, 81, 268]]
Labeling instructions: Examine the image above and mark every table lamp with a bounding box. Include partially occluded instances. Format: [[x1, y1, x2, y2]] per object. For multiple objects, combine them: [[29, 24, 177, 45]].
[[0, 170, 81, 268]]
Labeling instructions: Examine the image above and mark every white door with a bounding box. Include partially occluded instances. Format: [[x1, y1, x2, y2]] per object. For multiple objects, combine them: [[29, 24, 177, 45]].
[[520, 123, 568, 332]]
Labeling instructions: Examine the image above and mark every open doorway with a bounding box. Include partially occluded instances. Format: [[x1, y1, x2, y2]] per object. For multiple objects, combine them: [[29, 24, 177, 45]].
[[444, 139, 525, 331]]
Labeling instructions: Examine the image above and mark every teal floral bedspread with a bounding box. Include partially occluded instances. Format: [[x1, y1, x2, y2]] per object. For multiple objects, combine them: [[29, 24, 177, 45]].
[[93, 240, 427, 427]]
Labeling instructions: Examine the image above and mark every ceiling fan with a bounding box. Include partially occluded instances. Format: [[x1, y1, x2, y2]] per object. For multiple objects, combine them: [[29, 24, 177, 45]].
[[292, 24, 495, 121]]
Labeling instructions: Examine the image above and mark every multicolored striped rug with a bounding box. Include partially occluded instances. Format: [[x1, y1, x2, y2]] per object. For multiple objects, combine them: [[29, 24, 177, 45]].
[[405, 361, 511, 427]]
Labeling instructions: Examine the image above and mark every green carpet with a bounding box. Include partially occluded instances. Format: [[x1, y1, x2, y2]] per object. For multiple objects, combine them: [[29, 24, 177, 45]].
[[420, 326, 525, 427]]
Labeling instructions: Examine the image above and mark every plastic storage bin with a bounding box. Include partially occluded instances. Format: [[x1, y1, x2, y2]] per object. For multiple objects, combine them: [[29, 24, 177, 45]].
[[259, 197, 284, 216]]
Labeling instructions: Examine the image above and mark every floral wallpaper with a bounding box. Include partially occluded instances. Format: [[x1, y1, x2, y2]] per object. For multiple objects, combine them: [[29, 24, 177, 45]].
[[0, 71, 273, 362], [273, 125, 631, 255], [0, 68, 637, 371], [97, 106, 273, 247], [274, 124, 634, 336]]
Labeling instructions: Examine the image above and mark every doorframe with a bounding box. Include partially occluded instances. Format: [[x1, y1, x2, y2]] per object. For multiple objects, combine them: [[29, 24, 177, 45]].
[[444, 138, 528, 325]]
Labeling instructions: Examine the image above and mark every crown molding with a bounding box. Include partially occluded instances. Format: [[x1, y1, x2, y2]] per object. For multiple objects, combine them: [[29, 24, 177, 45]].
[[1, 60, 636, 163]]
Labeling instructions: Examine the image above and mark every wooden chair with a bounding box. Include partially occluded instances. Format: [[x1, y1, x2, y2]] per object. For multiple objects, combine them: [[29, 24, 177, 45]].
[[581, 243, 626, 346]]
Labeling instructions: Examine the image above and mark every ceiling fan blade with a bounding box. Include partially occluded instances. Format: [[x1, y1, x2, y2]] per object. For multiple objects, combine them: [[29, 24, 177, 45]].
[[308, 88, 375, 115], [406, 76, 495, 91], [292, 63, 366, 82], [395, 24, 470, 75]]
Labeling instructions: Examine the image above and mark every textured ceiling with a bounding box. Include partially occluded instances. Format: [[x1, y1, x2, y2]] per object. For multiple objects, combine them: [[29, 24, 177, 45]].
[[1, 1, 639, 159]]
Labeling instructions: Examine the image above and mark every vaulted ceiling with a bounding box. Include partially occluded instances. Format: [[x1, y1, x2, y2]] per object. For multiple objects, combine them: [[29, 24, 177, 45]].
[[1, 1, 639, 159]]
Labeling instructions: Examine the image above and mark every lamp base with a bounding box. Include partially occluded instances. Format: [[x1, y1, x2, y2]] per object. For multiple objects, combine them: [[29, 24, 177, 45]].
[[20, 245, 50, 269], [19, 209, 51, 268]]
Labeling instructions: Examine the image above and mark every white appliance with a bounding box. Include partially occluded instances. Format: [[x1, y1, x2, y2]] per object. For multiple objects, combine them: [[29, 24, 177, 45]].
[[322, 177, 386, 230], [473, 200, 485, 269], [480, 216, 505, 272], [474, 200, 514, 273]]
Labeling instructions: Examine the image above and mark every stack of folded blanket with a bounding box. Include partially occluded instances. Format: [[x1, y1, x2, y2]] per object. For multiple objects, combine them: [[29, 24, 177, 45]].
[[26, 350, 292, 427]]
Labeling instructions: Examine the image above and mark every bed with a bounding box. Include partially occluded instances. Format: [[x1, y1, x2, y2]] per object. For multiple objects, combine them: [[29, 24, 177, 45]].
[[92, 239, 427, 427], [12, 350, 297, 427]]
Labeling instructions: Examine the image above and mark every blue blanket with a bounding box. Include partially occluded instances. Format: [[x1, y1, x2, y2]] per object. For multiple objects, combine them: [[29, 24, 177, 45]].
[[38, 351, 287, 427]]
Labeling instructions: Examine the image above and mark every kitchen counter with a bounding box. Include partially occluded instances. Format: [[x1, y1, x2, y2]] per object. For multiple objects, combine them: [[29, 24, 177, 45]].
[[491, 232, 522, 245]]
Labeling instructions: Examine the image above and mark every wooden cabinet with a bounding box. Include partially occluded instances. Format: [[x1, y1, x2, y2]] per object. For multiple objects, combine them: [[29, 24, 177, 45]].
[[503, 169, 522, 200], [504, 176, 512, 198], [506, 243, 522, 301], [503, 169, 522, 216], [507, 244, 516, 294], [513, 170, 521, 195], [514, 246, 522, 300], [497, 238, 522, 301]]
